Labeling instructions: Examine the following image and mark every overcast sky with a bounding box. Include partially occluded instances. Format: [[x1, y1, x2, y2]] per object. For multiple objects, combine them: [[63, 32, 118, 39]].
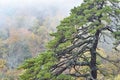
[[0, 0, 82, 7], [0, 0, 83, 15], [0, 0, 83, 28]]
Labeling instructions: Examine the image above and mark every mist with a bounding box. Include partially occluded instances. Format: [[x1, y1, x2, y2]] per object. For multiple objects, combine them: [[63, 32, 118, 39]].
[[0, 0, 83, 69], [0, 0, 83, 29], [0, 1, 118, 79]]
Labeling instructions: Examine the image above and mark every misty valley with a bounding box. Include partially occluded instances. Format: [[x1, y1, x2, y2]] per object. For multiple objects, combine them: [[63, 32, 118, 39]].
[[0, 0, 120, 80]]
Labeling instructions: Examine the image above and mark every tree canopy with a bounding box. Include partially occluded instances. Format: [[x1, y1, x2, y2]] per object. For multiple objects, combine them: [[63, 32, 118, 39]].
[[19, 0, 120, 80]]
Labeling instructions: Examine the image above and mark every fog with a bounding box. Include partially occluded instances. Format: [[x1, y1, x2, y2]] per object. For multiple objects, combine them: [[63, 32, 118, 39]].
[[0, 0, 116, 71], [0, 0, 84, 69], [0, 0, 114, 52], [0, 0, 83, 28]]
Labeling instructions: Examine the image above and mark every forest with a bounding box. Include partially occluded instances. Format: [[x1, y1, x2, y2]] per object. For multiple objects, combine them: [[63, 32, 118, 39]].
[[0, 0, 120, 80]]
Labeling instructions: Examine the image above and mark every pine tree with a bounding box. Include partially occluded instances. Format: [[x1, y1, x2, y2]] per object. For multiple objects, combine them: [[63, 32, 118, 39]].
[[19, 0, 120, 80]]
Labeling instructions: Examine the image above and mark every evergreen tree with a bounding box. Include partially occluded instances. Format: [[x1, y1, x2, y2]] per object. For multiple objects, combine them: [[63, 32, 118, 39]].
[[19, 0, 120, 80]]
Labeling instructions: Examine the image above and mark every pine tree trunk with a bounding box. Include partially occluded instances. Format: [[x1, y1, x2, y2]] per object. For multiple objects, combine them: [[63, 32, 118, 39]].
[[90, 49, 97, 80], [90, 30, 100, 80]]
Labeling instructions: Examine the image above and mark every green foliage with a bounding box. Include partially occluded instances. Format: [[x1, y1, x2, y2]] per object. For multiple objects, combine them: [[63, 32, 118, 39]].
[[19, 50, 75, 80], [113, 31, 120, 40], [19, 51, 56, 80], [19, 0, 120, 80]]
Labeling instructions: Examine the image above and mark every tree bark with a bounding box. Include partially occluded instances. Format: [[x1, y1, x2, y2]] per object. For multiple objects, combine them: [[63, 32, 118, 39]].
[[90, 30, 100, 80]]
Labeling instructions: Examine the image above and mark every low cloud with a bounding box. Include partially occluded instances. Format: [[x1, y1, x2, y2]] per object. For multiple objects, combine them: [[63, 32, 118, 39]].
[[0, 0, 83, 28]]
